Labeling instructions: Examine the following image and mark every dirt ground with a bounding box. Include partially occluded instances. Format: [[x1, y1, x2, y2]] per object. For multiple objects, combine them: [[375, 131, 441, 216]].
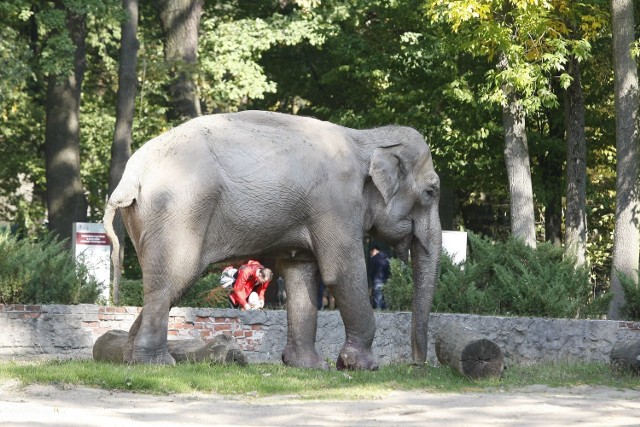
[[1, 381, 639, 426]]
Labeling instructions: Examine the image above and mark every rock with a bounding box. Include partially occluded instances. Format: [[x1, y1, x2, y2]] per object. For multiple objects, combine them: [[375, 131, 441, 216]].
[[93, 330, 128, 363]]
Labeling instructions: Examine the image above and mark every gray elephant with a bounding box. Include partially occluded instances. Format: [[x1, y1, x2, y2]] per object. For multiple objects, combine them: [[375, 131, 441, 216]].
[[103, 110, 441, 370]]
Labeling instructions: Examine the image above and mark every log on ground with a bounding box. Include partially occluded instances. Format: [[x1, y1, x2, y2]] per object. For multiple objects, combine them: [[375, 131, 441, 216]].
[[435, 322, 504, 379], [93, 330, 247, 366], [610, 339, 640, 372]]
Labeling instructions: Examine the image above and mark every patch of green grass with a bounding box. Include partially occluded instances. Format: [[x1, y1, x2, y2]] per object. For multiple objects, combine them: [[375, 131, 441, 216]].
[[0, 360, 637, 398]]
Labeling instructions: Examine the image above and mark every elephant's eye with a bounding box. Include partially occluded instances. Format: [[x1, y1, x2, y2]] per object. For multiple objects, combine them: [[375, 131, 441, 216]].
[[424, 187, 437, 198]]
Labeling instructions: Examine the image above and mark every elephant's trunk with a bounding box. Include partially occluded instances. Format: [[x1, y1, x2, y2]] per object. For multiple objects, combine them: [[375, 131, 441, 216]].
[[410, 206, 442, 365]]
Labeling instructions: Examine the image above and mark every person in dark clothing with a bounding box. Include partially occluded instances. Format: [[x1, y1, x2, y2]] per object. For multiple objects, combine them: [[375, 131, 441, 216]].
[[368, 246, 390, 309]]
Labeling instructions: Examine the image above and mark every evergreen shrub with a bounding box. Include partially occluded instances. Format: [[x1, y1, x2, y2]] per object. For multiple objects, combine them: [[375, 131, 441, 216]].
[[617, 271, 640, 321], [0, 231, 101, 304], [384, 232, 611, 318], [118, 279, 143, 306], [118, 272, 230, 308]]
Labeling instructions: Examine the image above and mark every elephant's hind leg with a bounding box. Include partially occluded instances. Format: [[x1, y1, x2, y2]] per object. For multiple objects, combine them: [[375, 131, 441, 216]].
[[132, 272, 178, 364], [132, 237, 205, 364], [279, 260, 329, 370]]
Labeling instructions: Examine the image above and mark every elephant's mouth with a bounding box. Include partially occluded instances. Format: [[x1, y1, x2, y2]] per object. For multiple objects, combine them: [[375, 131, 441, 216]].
[[394, 234, 412, 263]]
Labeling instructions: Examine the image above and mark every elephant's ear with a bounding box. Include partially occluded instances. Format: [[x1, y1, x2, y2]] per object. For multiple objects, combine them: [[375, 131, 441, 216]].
[[369, 145, 403, 204]]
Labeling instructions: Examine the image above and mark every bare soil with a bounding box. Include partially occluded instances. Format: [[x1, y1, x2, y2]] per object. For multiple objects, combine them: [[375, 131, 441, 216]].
[[1, 380, 639, 426]]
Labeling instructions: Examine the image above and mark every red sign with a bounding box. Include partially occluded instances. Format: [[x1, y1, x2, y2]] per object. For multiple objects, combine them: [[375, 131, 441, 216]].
[[76, 232, 110, 246]]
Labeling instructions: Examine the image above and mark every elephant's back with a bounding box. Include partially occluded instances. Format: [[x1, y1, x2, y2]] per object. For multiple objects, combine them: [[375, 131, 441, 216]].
[[131, 111, 365, 207]]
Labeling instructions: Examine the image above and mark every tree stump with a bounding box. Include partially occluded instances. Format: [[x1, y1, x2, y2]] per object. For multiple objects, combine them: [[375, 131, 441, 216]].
[[93, 330, 247, 366], [435, 323, 504, 379], [610, 339, 640, 372]]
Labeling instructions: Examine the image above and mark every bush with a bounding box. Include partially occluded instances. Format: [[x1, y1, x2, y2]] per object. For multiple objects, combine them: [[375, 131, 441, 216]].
[[179, 272, 231, 308], [118, 272, 231, 309], [384, 232, 611, 319], [0, 231, 101, 304], [617, 271, 640, 321], [384, 258, 414, 311], [118, 279, 144, 306]]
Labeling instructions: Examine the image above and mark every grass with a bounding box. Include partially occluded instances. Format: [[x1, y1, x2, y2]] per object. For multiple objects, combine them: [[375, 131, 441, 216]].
[[0, 360, 638, 399]]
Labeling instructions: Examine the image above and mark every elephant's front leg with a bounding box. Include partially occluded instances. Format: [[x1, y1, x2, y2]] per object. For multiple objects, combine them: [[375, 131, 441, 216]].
[[279, 260, 329, 370], [331, 278, 379, 371]]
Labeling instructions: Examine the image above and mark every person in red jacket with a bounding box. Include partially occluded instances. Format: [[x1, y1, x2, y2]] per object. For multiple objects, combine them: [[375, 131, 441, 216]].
[[228, 260, 273, 310]]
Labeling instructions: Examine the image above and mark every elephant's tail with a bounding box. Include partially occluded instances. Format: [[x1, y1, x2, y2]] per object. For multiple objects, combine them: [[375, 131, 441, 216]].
[[103, 177, 139, 305], [103, 200, 122, 305]]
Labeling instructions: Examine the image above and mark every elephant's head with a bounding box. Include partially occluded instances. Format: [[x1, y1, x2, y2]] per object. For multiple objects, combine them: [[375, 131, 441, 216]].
[[367, 127, 442, 364]]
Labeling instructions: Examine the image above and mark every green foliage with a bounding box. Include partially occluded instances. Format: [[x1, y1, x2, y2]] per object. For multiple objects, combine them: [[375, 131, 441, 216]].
[[0, 231, 101, 304], [199, 6, 328, 111], [384, 258, 414, 311], [385, 232, 611, 318], [177, 272, 230, 309], [118, 272, 230, 309], [118, 279, 143, 307], [617, 271, 640, 321]]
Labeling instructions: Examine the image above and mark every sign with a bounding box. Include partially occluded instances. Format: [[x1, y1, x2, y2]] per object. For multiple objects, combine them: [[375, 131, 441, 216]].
[[442, 231, 467, 265], [72, 222, 111, 303]]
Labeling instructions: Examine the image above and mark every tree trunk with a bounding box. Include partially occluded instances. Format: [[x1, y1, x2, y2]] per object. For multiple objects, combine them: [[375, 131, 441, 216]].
[[542, 97, 565, 246], [44, 7, 87, 242], [499, 53, 537, 248], [435, 322, 504, 379], [564, 54, 587, 265], [154, 0, 203, 122], [108, 0, 139, 304], [608, 0, 639, 319], [93, 330, 247, 365]]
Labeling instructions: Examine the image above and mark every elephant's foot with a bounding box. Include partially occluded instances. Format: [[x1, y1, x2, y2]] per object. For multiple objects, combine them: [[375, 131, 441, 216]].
[[336, 341, 379, 371], [282, 345, 329, 370], [132, 346, 176, 365]]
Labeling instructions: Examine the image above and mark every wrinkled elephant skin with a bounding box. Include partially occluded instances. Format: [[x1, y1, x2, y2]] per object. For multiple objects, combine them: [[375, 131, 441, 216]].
[[103, 110, 441, 370]]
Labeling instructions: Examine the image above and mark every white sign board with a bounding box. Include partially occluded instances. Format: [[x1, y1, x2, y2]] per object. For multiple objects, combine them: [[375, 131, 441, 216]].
[[442, 231, 468, 265], [72, 222, 111, 303]]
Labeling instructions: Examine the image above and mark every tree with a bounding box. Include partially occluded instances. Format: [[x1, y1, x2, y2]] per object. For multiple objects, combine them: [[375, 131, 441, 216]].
[[499, 52, 537, 248], [108, 0, 139, 304], [564, 53, 587, 265], [427, 0, 567, 247], [608, 0, 639, 319], [44, 1, 89, 242], [154, 0, 202, 122]]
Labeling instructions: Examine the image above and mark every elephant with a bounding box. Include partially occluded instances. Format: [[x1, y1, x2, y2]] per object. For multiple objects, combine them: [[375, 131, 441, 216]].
[[103, 110, 442, 370]]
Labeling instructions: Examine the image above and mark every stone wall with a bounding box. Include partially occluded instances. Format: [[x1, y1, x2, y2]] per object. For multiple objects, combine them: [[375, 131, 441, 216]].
[[1, 304, 639, 366]]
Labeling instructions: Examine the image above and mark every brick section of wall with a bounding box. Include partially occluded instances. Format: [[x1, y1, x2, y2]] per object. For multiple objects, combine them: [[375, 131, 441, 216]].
[[0, 305, 272, 361], [1, 304, 640, 366]]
